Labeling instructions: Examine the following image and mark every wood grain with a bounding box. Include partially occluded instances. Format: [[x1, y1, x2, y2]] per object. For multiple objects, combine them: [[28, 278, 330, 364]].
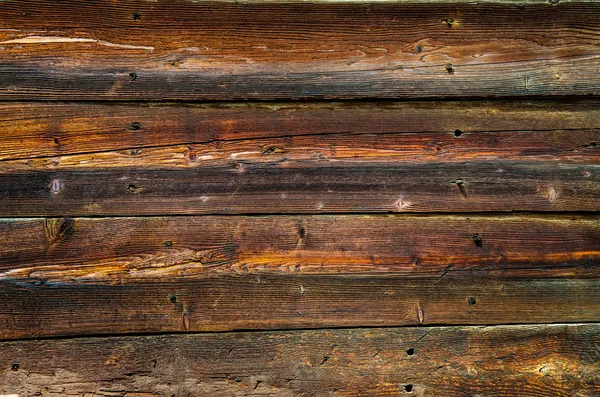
[[2, 100, 598, 215], [2, 160, 599, 215], [1, 1, 600, 99], [1, 324, 599, 396], [1, 215, 599, 339], [1, 100, 599, 161]]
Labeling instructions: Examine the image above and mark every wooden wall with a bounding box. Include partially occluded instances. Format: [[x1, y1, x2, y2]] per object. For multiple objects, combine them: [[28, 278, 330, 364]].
[[0, 0, 599, 396]]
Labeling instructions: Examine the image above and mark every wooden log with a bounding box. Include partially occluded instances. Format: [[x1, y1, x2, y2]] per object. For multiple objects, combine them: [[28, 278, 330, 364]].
[[1, 324, 599, 396], [1, 1, 600, 99], [1, 215, 599, 339]]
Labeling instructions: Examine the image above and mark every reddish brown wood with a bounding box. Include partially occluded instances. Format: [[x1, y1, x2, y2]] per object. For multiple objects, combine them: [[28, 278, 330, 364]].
[[0, 1, 600, 99], [1, 324, 599, 396], [0, 215, 598, 339], [1, 100, 599, 161]]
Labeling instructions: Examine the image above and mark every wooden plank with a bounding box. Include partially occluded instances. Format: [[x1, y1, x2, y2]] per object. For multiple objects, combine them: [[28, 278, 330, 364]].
[[1, 100, 600, 161], [2, 160, 599, 215], [1, 215, 599, 339], [1, 1, 600, 99], [4, 128, 600, 170], [1, 324, 599, 396], [2, 273, 600, 340]]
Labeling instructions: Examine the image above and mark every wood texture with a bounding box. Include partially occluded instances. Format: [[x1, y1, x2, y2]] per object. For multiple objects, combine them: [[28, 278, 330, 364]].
[[1, 324, 599, 396], [1, 1, 600, 99], [2, 100, 598, 215], [1, 100, 600, 161], [1, 0, 600, 393], [2, 161, 599, 215], [1, 215, 599, 339]]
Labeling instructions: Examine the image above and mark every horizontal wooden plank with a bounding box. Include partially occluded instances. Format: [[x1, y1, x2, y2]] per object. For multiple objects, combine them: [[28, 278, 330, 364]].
[[2, 273, 600, 340], [4, 215, 598, 276], [1, 100, 600, 162], [2, 160, 599, 215], [1, 215, 599, 339], [1, 324, 599, 396], [4, 129, 600, 171], [1, 1, 600, 99]]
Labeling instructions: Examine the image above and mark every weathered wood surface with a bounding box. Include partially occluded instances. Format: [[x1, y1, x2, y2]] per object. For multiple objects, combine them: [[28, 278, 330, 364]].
[[2, 162, 599, 215], [2, 100, 598, 215], [3, 272, 600, 340], [1, 324, 599, 396], [0, 0, 599, 394], [1, 1, 600, 99], [1, 215, 599, 339], [1, 100, 599, 161]]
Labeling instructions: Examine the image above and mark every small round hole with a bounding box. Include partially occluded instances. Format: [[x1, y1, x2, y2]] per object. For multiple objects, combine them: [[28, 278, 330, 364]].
[[415, 45, 422, 53], [169, 294, 177, 304], [130, 122, 142, 131], [472, 233, 483, 247], [53, 137, 60, 145], [132, 12, 141, 21], [453, 129, 463, 137], [404, 384, 413, 392], [468, 297, 477, 305], [406, 348, 415, 356], [129, 72, 138, 81], [164, 241, 173, 248], [11, 363, 19, 372]]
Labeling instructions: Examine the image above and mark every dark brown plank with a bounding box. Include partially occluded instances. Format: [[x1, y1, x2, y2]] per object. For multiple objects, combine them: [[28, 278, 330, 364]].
[[1, 1, 600, 99], [1, 324, 599, 396], [2, 160, 599, 215], [1, 215, 599, 339], [1, 100, 600, 161]]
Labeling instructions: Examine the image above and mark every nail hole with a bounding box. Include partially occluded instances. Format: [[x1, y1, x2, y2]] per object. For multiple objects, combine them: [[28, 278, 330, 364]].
[[164, 241, 173, 247], [169, 294, 177, 304], [130, 122, 142, 131], [53, 137, 60, 145], [188, 152, 198, 161], [132, 12, 141, 21], [468, 297, 477, 305], [299, 227, 306, 238], [453, 129, 463, 137], [129, 72, 138, 81], [406, 348, 415, 356], [404, 384, 413, 392], [454, 178, 464, 186], [472, 233, 483, 247], [550, 0, 559, 4], [445, 63, 455, 74], [442, 17, 454, 27], [415, 45, 422, 53], [126, 184, 138, 193], [11, 363, 19, 372]]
